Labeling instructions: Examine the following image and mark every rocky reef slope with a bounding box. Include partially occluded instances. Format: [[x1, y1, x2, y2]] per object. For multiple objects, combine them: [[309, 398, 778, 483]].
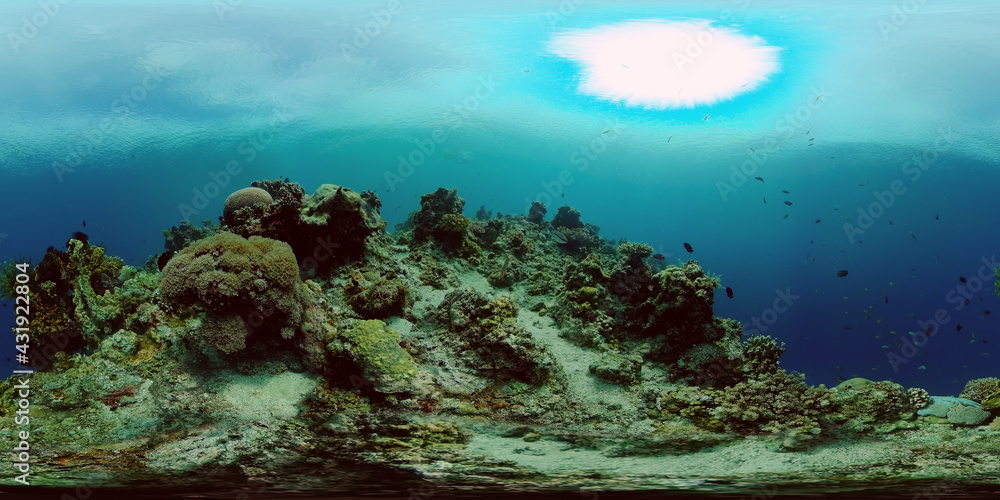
[[2, 179, 999, 495]]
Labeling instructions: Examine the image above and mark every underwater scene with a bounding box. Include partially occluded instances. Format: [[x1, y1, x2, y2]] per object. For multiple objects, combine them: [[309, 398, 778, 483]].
[[2, 0, 1000, 498]]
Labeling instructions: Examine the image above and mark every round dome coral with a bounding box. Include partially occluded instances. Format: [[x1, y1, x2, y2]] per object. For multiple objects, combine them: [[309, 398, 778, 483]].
[[223, 187, 273, 225]]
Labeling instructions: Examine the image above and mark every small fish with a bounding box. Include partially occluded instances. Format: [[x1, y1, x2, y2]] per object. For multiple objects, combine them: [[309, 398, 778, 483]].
[[784, 200, 793, 206], [754, 176, 764, 183], [926, 327, 933, 335], [808, 137, 815, 142], [725, 286, 734, 299], [909, 231, 917, 241], [918, 365, 927, 370], [935, 214, 939, 220], [652, 254, 665, 261], [668, 136, 672, 143], [957, 324, 963, 332], [603, 129, 611, 134], [843, 326, 851, 330], [835, 270, 849, 277], [561, 193, 564, 198], [814, 94, 824, 101], [82, 220, 86, 227], [523, 69, 530, 72], [964, 298, 970, 306], [683, 242, 694, 253], [985, 310, 992, 316], [958, 276, 967, 283], [782, 190, 789, 194], [550, 231, 568, 245], [806, 127, 813, 134], [783, 214, 789, 219], [889, 220, 893, 225], [749, 147, 755, 153], [815, 219, 821, 224], [763, 197, 767, 204], [703, 114, 711, 121], [884, 296, 888, 304]]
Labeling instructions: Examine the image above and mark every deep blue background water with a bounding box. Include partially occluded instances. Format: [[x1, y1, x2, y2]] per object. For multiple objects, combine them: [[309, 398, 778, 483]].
[[1, 0, 998, 396]]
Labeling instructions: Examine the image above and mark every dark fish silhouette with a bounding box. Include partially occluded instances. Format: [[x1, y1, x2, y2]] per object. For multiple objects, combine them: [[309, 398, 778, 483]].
[[889, 220, 894, 225], [935, 214, 939, 220], [884, 296, 888, 304], [725, 287, 734, 299], [782, 190, 789, 194], [815, 219, 821, 224], [985, 310, 992, 316], [964, 298, 970, 306], [958, 276, 967, 283], [683, 242, 694, 253], [909, 231, 917, 241], [763, 197, 767, 204], [82, 220, 86, 227], [835, 270, 849, 277], [784, 201, 793, 206], [783, 214, 789, 219], [754, 176, 764, 183], [956, 324, 963, 332], [652, 254, 665, 260]]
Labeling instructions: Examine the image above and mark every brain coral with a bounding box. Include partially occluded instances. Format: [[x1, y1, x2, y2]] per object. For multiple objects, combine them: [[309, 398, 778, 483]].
[[159, 232, 303, 354], [223, 187, 273, 225]]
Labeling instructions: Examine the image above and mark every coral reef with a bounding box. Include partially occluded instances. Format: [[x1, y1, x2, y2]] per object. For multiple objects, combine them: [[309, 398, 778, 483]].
[[7, 178, 1000, 492], [959, 377, 1000, 407], [326, 320, 418, 393], [713, 369, 834, 448], [833, 378, 915, 432], [526, 201, 546, 224], [163, 220, 217, 253], [222, 186, 273, 226], [438, 289, 557, 385], [158, 232, 303, 354]]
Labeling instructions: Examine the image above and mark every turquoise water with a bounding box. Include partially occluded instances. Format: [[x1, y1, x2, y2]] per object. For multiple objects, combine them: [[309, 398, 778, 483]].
[[1, 0, 999, 496]]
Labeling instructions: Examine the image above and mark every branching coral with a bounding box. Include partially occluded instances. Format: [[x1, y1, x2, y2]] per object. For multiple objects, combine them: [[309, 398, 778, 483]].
[[713, 369, 833, 442]]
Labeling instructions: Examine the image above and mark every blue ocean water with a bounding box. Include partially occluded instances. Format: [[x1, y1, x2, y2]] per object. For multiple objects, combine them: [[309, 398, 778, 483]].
[[1, 0, 998, 400]]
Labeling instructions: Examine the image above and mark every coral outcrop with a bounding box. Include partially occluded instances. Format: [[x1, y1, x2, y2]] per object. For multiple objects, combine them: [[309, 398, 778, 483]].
[[159, 232, 303, 354]]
